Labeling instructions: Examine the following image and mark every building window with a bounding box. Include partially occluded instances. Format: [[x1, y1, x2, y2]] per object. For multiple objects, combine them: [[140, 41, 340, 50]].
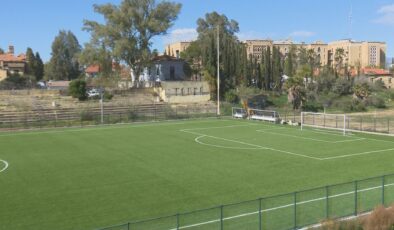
[[181, 88, 184, 96], [200, 87, 203, 95]]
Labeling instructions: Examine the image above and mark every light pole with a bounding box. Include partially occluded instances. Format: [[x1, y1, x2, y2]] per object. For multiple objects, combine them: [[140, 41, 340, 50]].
[[100, 88, 104, 124], [217, 25, 220, 116]]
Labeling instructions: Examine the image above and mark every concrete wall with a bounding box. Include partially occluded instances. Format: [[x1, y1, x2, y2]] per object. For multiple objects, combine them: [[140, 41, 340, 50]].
[[154, 81, 210, 103], [0, 69, 7, 81]]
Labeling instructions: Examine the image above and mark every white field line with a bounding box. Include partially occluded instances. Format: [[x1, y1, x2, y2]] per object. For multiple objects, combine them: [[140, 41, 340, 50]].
[[184, 124, 394, 160], [0, 119, 232, 137], [180, 124, 258, 132], [168, 182, 394, 230], [321, 148, 394, 160], [0, 159, 9, 173], [181, 129, 321, 160], [256, 129, 364, 143], [195, 136, 263, 150]]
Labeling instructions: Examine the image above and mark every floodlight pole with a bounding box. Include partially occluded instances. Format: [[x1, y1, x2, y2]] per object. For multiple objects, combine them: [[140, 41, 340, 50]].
[[100, 88, 104, 124], [217, 25, 220, 116]]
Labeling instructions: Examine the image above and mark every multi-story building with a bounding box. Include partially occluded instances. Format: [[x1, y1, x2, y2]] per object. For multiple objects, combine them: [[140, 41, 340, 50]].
[[165, 39, 386, 74], [326, 39, 386, 69], [165, 42, 192, 59], [0, 45, 26, 81], [245, 39, 386, 70]]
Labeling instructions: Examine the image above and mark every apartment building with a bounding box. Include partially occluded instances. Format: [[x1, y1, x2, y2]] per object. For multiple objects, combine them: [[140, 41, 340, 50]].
[[165, 42, 192, 59], [165, 39, 386, 71], [245, 39, 386, 70]]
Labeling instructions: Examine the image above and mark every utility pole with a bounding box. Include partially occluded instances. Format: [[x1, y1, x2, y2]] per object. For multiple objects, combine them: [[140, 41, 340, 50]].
[[100, 88, 104, 124], [217, 25, 220, 116]]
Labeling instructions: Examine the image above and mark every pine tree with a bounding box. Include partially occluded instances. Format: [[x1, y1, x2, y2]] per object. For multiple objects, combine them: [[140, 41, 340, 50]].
[[34, 52, 44, 81], [264, 47, 272, 90], [46, 31, 81, 80], [25, 48, 36, 76]]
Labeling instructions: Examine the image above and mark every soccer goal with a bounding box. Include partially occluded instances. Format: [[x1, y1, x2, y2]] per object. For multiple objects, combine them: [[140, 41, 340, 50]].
[[301, 112, 347, 135], [249, 108, 279, 123], [232, 107, 247, 119]]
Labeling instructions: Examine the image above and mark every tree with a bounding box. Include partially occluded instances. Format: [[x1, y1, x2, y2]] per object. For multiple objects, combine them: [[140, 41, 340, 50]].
[[83, 0, 181, 79], [34, 52, 44, 81], [195, 11, 243, 98], [46, 31, 81, 80], [353, 82, 371, 100], [284, 76, 306, 110], [25, 48, 36, 76], [0, 47, 4, 54], [69, 79, 87, 101], [263, 46, 271, 90], [272, 46, 282, 90], [334, 48, 345, 77], [284, 45, 297, 77]]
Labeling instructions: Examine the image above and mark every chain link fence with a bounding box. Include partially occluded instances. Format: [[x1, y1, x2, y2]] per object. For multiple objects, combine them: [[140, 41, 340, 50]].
[[0, 103, 217, 131], [96, 173, 394, 230]]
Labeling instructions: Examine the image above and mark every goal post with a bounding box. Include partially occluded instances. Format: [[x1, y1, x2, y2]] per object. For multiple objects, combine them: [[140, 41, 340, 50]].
[[301, 112, 347, 135], [232, 107, 247, 119]]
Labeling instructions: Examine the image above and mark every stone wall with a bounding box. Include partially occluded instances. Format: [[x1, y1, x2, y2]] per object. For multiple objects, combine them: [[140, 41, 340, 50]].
[[154, 81, 210, 103]]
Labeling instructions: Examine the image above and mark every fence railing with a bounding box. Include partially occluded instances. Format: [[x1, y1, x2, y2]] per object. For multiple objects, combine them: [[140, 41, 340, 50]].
[[0, 103, 217, 131], [97, 173, 394, 230]]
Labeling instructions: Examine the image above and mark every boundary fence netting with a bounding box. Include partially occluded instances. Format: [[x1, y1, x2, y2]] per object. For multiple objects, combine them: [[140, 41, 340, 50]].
[[98, 173, 394, 230]]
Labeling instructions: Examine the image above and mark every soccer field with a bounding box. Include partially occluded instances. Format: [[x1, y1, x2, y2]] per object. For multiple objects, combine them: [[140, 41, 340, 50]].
[[1, 118, 394, 230]]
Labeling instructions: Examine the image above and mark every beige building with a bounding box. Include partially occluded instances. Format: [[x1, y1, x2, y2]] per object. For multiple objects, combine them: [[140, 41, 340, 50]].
[[165, 42, 192, 59], [327, 39, 386, 69], [244, 39, 386, 70]]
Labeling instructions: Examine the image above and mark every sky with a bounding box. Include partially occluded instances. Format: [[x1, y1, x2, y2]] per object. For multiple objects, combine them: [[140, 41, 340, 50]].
[[1, 0, 394, 62]]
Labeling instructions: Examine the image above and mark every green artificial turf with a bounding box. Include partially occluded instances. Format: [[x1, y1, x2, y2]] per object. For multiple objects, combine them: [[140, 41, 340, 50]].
[[1, 118, 394, 230]]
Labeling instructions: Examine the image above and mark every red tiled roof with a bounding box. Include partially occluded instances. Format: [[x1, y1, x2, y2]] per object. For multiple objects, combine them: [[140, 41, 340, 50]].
[[0, 53, 26, 62], [362, 68, 389, 75], [85, 65, 100, 74]]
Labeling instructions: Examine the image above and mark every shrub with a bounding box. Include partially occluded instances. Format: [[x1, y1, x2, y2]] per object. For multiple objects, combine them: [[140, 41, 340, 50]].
[[103, 91, 113, 101], [69, 79, 87, 101], [224, 89, 239, 104], [366, 95, 386, 109]]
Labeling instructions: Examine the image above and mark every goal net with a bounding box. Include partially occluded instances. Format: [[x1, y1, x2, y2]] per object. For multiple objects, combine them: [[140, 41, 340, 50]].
[[232, 107, 247, 119], [249, 109, 279, 123], [301, 112, 347, 135]]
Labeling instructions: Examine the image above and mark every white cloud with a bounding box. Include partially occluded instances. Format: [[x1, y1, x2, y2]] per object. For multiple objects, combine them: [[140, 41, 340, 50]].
[[289, 30, 315, 37], [163, 28, 197, 45], [374, 4, 394, 25]]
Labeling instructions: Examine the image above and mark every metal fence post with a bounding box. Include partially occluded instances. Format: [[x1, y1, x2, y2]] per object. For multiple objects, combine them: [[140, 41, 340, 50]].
[[326, 186, 329, 219], [360, 117, 363, 131], [294, 192, 297, 229], [374, 118, 377, 132], [259, 198, 262, 230], [176, 213, 179, 230], [220, 205, 224, 230], [127, 222, 130, 230], [382, 175, 385, 206], [354, 181, 358, 216], [388, 118, 390, 134]]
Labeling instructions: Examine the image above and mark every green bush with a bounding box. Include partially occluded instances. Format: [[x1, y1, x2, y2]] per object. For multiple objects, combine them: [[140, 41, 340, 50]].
[[366, 95, 386, 108], [69, 79, 87, 101], [103, 91, 113, 101], [224, 89, 239, 104]]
